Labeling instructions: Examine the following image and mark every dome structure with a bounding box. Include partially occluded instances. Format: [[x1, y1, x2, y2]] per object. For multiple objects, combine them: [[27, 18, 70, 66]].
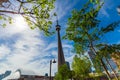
[[4, 70, 21, 80], [3, 68, 35, 80]]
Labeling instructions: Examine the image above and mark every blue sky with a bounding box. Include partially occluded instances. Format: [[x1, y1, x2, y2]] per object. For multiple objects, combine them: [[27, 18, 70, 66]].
[[0, 0, 120, 77]]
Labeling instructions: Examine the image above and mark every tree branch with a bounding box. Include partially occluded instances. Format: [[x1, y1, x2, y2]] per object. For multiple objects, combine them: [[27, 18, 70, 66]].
[[16, 0, 36, 3], [0, 10, 34, 14]]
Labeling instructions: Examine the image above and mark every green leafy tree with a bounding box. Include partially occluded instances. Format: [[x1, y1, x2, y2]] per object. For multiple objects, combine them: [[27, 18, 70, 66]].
[[72, 55, 91, 80], [54, 64, 70, 80], [63, 0, 120, 79], [0, 0, 55, 36], [97, 44, 120, 80]]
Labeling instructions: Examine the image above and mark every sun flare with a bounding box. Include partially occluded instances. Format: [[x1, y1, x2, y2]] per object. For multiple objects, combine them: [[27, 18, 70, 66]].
[[13, 15, 28, 32]]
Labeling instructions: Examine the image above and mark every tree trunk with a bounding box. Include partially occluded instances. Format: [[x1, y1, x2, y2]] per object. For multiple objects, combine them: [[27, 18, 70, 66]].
[[105, 58, 119, 80], [90, 46, 112, 80], [100, 58, 111, 80]]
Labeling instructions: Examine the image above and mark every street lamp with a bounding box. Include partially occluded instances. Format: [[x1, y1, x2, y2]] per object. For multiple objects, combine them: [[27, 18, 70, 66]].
[[49, 59, 56, 80]]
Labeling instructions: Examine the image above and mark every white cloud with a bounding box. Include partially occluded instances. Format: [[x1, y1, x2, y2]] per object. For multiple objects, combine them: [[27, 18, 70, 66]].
[[0, 44, 10, 59], [0, 1, 76, 77], [117, 7, 120, 13], [51, 0, 79, 23], [100, 7, 110, 18], [0, 15, 30, 38], [44, 42, 57, 51], [99, 0, 120, 18], [0, 18, 74, 78], [118, 30, 120, 32], [117, 41, 120, 44]]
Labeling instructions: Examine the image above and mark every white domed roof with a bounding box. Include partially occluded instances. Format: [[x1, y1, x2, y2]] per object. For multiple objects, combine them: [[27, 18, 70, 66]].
[[4, 70, 20, 80], [3, 68, 35, 80]]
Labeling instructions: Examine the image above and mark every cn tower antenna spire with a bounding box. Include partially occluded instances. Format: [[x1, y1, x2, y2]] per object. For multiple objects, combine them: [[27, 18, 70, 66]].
[[56, 15, 59, 25]]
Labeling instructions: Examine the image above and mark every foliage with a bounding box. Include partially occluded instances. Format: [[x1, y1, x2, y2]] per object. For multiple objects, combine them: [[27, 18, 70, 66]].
[[63, 0, 120, 79], [63, 0, 120, 54], [54, 64, 70, 80], [98, 44, 120, 69], [0, 0, 56, 36], [96, 44, 120, 64], [54, 60, 90, 80], [72, 55, 91, 80]]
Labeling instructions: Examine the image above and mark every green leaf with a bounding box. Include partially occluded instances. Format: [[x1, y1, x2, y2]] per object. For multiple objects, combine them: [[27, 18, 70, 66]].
[[54, 13, 57, 16], [0, 16, 3, 20], [2, 23, 7, 28], [101, 21, 120, 33], [8, 17, 12, 24]]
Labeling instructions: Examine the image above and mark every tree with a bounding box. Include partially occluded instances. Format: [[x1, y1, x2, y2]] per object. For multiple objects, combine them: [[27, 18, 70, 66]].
[[0, 0, 55, 36], [111, 52, 120, 70], [54, 64, 70, 80], [99, 44, 120, 69], [72, 55, 91, 80], [63, 0, 120, 79], [98, 44, 120, 80]]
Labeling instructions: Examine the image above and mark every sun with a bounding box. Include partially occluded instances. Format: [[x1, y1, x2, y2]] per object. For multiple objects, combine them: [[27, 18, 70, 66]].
[[13, 15, 28, 32]]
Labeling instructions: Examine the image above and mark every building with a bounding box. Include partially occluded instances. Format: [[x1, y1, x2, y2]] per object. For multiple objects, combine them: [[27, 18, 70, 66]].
[[9, 75, 53, 80], [111, 52, 120, 70], [4, 69, 54, 80], [88, 51, 103, 72], [0, 70, 11, 79]]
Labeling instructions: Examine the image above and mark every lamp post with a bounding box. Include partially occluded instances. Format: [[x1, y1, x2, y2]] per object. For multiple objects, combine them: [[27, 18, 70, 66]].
[[49, 59, 56, 80]]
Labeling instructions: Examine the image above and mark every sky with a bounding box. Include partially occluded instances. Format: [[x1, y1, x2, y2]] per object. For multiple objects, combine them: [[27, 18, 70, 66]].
[[0, 0, 120, 78]]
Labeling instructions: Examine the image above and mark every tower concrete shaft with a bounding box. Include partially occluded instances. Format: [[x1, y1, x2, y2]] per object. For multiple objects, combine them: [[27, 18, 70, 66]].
[[56, 24, 65, 70]]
